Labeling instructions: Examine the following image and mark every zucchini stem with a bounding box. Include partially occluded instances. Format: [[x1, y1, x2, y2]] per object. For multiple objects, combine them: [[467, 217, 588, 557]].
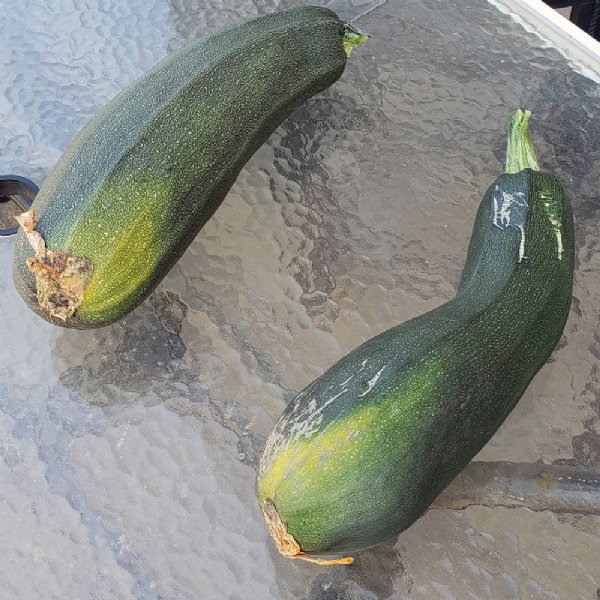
[[505, 109, 541, 174], [262, 499, 354, 565], [15, 209, 93, 321], [342, 23, 368, 57]]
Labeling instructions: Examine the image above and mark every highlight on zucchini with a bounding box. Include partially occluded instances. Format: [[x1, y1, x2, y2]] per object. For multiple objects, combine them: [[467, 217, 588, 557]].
[[13, 7, 366, 328], [257, 110, 574, 563]]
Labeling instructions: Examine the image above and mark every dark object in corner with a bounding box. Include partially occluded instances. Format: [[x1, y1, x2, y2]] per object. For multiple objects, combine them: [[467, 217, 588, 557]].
[[544, 0, 600, 41]]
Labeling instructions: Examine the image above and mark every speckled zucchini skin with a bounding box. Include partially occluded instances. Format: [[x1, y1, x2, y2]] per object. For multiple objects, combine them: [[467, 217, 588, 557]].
[[13, 6, 351, 328], [257, 168, 574, 555]]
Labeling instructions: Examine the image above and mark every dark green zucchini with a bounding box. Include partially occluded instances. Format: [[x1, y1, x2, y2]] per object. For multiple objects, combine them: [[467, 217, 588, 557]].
[[257, 110, 574, 563], [13, 7, 366, 328]]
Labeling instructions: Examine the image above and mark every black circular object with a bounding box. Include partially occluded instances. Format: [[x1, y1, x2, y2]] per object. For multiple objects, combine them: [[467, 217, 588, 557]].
[[0, 175, 39, 236]]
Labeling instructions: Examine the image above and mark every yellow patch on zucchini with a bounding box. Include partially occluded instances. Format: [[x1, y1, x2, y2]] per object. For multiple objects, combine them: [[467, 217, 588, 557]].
[[69, 175, 174, 321], [258, 357, 443, 545]]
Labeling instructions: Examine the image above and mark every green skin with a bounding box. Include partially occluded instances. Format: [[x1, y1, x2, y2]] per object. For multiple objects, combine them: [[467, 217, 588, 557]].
[[13, 7, 366, 328], [257, 111, 575, 556]]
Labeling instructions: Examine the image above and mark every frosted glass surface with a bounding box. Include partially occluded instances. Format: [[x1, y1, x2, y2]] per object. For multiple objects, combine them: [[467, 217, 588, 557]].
[[1, 0, 599, 598]]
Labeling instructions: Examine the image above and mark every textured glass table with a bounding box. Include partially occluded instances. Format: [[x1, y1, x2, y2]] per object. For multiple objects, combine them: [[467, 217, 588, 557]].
[[1, 0, 600, 598]]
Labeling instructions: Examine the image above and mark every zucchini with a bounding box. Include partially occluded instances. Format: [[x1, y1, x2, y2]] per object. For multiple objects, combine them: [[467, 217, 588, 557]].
[[13, 7, 366, 328], [257, 111, 575, 563]]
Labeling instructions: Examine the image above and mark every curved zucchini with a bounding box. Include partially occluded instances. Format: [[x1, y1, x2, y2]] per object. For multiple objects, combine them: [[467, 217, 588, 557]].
[[257, 111, 575, 562], [13, 7, 366, 328]]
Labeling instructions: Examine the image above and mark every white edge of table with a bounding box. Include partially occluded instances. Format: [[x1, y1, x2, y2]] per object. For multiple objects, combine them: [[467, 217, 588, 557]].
[[490, 0, 600, 81]]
